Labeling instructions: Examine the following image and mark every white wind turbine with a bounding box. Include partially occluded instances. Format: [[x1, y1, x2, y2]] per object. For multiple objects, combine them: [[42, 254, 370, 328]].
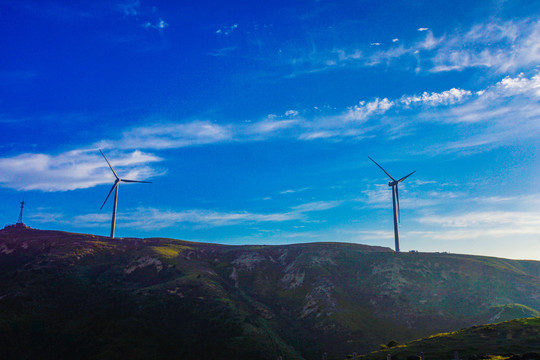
[[369, 157, 415, 252], [99, 149, 151, 238]]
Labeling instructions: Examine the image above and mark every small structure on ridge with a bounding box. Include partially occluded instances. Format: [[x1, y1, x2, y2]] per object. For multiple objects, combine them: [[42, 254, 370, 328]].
[[3, 201, 30, 231]]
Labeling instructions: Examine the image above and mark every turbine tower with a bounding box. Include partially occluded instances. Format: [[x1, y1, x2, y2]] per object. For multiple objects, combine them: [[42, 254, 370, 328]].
[[369, 157, 415, 252], [99, 149, 151, 239]]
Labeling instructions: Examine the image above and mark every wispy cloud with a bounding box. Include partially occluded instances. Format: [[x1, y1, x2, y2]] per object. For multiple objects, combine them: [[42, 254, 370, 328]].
[[430, 20, 540, 73], [418, 210, 540, 228], [144, 18, 168, 30], [216, 24, 239, 36], [291, 200, 342, 212], [98, 121, 233, 150], [422, 73, 540, 153], [283, 18, 539, 76], [209, 46, 237, 57], [401, 88, 472, 106], [298, 98, 393, 140], [0, 149, 161, 191], [279, 187, 311, 195], [118, 0, 140, 16], [401, 192, 540, 252], [358, 182, 464, 210], [243, 111, 301, 138], [30, 200, 343, 229], [411, 209, 540, 251], [116, 0, 168, 32], [408, 226, 540, 241], [4, 71, 539, 192]]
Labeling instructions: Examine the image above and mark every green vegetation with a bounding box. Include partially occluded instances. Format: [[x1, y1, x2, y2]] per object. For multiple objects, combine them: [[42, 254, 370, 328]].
[[482, 304, 540, 323], [1, 227, 540, 360], [151, 244, 191, 258], [354, 317, 540, 360]]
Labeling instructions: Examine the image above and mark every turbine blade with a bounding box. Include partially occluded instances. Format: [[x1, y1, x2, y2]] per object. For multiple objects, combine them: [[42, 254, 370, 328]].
[[120, 179, 151, 183], [396, 185, 401, 223], [100, 182, 118, 209], [368, 157, 395, 181], [397, 170, 416, 183], [99, 149, 119, 180]]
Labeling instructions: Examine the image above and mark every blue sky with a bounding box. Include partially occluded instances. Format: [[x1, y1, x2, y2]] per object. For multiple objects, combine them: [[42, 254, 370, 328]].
[[1, 0, 540, 260]]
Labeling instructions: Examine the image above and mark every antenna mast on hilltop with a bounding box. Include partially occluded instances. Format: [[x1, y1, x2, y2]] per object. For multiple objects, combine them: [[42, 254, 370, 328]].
[[17, 201, 25, 224]]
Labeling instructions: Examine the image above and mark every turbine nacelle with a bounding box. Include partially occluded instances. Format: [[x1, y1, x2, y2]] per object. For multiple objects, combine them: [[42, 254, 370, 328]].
[[99, 149, 151, 238], [368, 157, 415, 253]]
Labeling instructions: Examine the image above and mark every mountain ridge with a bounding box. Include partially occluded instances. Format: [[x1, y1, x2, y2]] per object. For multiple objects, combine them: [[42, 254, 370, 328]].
[[1, 227, 539, 360]]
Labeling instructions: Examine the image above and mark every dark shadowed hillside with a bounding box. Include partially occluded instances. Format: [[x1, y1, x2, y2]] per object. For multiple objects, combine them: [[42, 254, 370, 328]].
[[1, 227, 539, 360]]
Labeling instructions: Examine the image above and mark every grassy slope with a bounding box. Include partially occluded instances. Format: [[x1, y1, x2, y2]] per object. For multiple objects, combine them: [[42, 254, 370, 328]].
[[354, 317, 540, 360], [1, 227, 539, 360], [0, 229, 303, 360]]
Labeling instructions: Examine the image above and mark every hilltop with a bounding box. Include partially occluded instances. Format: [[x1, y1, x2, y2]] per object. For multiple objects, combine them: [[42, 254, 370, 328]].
[[1, 227, 539, 360], [355, 317, 540, 360]]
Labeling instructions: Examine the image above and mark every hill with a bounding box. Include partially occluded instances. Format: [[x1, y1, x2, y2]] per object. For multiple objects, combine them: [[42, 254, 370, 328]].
[[1, 227, 539, 360], [354, 317, 540, 360]]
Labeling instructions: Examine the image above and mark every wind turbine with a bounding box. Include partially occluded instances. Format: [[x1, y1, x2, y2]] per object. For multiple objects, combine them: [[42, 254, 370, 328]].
[[99, 149, 151, 239], [368, 157, 415, 252]]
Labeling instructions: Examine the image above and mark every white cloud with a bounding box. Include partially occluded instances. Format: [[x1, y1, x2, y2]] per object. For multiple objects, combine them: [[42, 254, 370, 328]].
[[295, 99, 393, 141], [97, 72, 540, 155], [99, 121, 233, 150], [359, 185, 392, 207], [335, 49, 363, 61], [31, 200, 342, 229], [299, 131, 339, 140], [497, 73, 540, 96], [291, 201, 342, 212], [209, 46, 237, 57], [367, 45, 410, 66], [242, 110, 301, 138], [401, 88, 472, 106], [343, 98, 394, 122], [144, 18, 168, 29], [117, 1, 168, 33], [358, 182, 464, 211], [406, 226, 540, 244], [430, 20, 540, 73], [279, 187, 310, 195], [285, 109, 299, 117], [285, 18, 540, 76], [247, 118, 298, 135], [418, 211, 540, 228], [411, 207, 540, 254], [216, 24, 238, 35], [118, 1, 139, 16], [4, 71, 539, 194], [0, 149, 161, 191], [418, 31, 440, 50], [413, 72, 540, 153]]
